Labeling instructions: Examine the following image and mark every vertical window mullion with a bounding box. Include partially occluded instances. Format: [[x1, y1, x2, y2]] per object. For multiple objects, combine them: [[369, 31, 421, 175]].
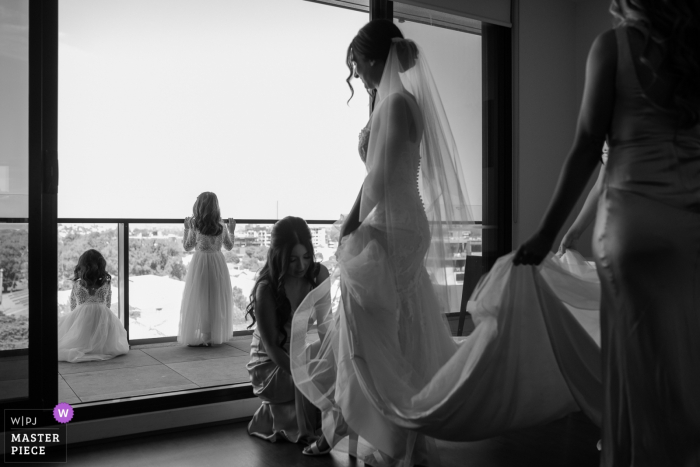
[[28, 0, 59, 409], [118, 222, 130, 340]]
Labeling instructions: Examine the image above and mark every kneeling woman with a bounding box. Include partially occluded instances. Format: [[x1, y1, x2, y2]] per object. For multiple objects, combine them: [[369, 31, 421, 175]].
[[245, 216, 329, 447]]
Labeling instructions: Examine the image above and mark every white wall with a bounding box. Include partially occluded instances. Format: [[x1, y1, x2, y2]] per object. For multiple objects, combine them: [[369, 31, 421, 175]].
[[513, 0, 611, 258], [514, 0, 577, 248]]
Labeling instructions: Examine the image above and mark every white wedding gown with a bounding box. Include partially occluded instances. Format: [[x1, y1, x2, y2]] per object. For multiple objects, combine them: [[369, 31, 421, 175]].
[[178, 225, 235, 346], [290, 39, 602, 466], [58, 281, 129, 363]]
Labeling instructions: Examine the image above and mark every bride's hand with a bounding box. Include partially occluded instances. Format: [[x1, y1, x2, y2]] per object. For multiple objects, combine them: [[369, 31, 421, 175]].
[[227, 218, 236, 233], [184, 217, 192, 229], [513, 231, 554, 266]]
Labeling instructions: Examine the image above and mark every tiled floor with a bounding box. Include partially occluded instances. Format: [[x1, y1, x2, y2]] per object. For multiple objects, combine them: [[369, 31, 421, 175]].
[[60, 335, 255, 404], [1, 315, 473, 405], [0, 335, 255, 405]]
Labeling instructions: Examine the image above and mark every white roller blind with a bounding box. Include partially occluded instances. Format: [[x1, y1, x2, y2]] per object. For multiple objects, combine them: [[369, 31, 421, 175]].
[[398, 0, 511, 27]]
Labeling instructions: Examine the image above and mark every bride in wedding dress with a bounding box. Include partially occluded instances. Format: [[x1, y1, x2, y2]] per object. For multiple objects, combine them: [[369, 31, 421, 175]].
[[290, 19, 603, 466]]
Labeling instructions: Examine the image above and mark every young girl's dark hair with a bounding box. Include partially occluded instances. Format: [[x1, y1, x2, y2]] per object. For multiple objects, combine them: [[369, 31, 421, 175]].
[[245, 216, 317, 348], [345, 19, 416, 103], [72, 249, 111, 289], [610, 0, 700, 128], [192, 192, 223, 236]]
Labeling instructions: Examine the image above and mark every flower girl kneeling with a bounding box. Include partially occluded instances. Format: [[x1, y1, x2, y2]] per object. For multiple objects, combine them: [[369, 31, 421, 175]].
[[58, 249, 129, 363]]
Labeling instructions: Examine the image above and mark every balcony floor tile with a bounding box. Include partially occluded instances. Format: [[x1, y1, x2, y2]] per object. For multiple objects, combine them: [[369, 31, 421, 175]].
[[58, 350, 160, 375], [141, 342, 247, 364], [58, 375, 81, 405], [226, 335, 253, 352], [61, 365, 198, 403], [167, 355, 251, 387]]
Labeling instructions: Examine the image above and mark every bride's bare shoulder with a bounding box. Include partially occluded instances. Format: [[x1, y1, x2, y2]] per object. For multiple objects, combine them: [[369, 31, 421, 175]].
[[375, 92, 422, 129]]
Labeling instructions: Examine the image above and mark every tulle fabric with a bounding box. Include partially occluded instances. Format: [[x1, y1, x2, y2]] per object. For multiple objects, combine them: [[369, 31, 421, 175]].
[[290, 38, 603, 465], [177, 251, 234, 345], [291, 249, 603, 465], [58, 303, 129, 363]]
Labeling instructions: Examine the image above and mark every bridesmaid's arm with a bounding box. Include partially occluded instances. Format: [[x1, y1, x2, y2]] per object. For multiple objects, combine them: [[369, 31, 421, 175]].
[[315, 263, 330, 284], [255, 283, 291, 374], [514, 30, 617, 265], [558, 163, 606, 254]]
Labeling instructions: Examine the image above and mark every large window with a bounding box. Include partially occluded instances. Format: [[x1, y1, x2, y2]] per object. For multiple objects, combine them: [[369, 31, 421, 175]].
[[394, 4, 484, 312], [43, 0, 496, 410], [58, 0, 370, 220]]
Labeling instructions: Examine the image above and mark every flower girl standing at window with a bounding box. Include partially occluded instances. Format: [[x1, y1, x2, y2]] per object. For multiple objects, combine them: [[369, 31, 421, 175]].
[[58, 249, 129, 362], [178, 192, 236, 347]]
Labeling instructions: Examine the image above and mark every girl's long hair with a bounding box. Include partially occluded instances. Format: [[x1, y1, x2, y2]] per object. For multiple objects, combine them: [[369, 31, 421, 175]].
[[245, 216, 317, 349], [192, 192, 223, 236], [610, 0, 700, 128], [72, 249, 111, 289]]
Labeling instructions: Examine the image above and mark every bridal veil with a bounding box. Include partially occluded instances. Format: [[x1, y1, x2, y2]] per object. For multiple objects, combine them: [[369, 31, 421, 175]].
[[290, 39, 602, 466]]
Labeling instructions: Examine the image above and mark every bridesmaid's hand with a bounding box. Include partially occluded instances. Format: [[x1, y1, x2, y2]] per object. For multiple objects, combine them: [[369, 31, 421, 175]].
[[513, 231, 554, 266], [557, 229, 580, 257], [227, 218, 236, 233], [184, 217, 192, 229]]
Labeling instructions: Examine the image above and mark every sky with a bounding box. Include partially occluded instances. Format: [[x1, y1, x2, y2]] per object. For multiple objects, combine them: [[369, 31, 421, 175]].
[[1, 0, 482, 222]]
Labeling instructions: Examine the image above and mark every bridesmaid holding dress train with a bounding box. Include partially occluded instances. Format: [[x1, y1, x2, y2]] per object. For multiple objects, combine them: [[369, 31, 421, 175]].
[[515, 0, 700, 465]]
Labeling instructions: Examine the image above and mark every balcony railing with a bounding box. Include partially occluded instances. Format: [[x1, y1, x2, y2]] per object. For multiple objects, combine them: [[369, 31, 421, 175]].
[[2, 217, 483, 350]]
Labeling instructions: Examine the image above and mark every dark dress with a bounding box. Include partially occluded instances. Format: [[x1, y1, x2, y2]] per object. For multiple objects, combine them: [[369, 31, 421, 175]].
[[593, 26, 700, 466], [246, 268, 322, 444]]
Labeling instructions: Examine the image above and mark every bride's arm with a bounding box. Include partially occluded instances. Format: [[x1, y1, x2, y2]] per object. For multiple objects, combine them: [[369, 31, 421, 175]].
[[360, 94, 413, 220], [340, 185, 363, 238]]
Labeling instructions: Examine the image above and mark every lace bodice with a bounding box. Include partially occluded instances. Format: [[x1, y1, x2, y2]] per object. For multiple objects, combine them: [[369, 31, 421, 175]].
[[358, 119, 371, 163], [183, 225, 234, 252], [70, 281, 111, 311]]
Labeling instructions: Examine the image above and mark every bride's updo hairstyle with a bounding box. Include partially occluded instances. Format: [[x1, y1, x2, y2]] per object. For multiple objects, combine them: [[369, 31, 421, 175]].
[[610, 0, 700, 128], [245, 216, 317, 348], [346, 19, 419, 102]]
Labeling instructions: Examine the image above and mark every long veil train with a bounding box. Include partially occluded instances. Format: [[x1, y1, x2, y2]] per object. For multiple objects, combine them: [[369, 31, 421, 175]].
[[290, 37, 602, 467]]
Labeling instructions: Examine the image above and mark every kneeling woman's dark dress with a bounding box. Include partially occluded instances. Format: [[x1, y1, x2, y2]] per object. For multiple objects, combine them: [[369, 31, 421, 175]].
[[246, 275, 322, 444]]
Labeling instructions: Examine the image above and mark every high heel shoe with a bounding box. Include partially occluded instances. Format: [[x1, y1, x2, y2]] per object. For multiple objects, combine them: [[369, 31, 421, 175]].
[[303, 439, 332, 456]]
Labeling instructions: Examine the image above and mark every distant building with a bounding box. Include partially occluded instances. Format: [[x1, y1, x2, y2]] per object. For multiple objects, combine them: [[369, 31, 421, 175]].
[[254, 230, 271, 246], [310, 227, 327, 247]]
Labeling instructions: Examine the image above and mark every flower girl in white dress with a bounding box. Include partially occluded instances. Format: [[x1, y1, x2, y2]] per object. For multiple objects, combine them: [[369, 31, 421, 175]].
[[58, 249, 129, 362], [177, 191, 236, 346]]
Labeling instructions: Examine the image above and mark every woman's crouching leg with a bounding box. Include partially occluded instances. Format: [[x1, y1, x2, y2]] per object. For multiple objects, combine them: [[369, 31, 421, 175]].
[[248, 362, 320, 444]]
